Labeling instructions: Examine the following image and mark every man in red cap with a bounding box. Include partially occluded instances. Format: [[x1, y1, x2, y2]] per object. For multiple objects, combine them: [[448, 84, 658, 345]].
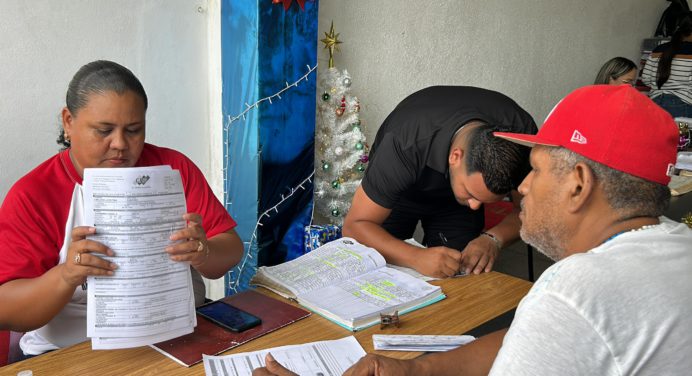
[[253, 85, 692, 376]]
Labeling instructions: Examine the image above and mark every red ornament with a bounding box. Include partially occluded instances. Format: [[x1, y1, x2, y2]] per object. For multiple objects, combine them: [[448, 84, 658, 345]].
[[272, 0, 308, 11]]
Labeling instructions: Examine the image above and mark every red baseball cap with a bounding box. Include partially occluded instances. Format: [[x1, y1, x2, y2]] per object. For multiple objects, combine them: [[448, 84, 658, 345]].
[[494, 85, 678, 185]]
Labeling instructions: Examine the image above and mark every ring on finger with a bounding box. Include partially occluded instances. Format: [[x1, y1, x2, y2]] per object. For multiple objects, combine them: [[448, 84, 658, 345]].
[[196, 240, 204, 252], [74, 253, 81, 265]]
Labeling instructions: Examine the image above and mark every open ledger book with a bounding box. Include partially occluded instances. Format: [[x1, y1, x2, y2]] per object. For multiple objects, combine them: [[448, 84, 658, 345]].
[[250, 237, 445, 331]]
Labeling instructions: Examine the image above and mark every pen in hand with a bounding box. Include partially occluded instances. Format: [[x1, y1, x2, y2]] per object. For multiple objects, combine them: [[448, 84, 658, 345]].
[[438, 232, 466, 277], [438, 232, 449, 247]]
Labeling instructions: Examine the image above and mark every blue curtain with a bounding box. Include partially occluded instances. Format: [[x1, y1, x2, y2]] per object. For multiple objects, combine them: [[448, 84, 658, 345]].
[[222, 0, 318, 294]]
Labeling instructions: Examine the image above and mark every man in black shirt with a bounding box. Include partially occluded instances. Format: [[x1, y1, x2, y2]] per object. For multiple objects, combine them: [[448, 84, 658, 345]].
[[343, 86, 537, 278]]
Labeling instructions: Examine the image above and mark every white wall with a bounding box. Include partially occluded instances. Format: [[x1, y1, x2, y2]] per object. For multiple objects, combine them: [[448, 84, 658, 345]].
[[0, 0, 222, 201], [317, 0, 669, 143], [0, 0, 225, 298]]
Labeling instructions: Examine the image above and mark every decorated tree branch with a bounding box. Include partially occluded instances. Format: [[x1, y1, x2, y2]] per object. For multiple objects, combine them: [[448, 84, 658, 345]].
[[314, 22, 369, 225]]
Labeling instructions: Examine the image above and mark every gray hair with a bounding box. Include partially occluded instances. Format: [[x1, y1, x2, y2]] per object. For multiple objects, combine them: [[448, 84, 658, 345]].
[[547, 147, 670, 218]]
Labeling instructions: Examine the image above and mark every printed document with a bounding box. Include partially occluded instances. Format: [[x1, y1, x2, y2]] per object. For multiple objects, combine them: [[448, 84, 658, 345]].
[[373, 334, 476, 352], [83, 166, 196, 349], [202, 336, 365, 376]]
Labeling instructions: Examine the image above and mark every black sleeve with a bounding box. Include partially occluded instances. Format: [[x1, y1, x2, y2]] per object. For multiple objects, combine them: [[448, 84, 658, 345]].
[[361, 133, 419, 209]]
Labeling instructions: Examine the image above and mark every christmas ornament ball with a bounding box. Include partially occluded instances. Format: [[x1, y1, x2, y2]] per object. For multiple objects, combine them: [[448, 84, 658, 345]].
[[321, 92, 330, 101], [331, 208, 341, 217], [343, 77, 352, 87]]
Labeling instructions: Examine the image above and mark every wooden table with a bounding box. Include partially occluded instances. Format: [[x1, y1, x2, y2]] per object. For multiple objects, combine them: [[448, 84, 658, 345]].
[[2, 272, 531, 376]]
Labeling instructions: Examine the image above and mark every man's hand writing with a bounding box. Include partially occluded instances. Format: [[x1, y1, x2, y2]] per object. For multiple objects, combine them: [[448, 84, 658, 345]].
[[412, 246, 461, 278]]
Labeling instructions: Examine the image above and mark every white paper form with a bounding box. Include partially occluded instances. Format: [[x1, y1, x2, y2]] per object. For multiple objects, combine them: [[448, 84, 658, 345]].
[[386, 263, 437, 282], [202, 336, 366, 376], [83, 166, 196, 349], [373, 334, 476, 352]]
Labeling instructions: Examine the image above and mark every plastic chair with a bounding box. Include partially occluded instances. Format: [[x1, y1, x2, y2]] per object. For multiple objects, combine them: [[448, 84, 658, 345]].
[[0, 331, 24, 366], [0, 330, 8, 366]]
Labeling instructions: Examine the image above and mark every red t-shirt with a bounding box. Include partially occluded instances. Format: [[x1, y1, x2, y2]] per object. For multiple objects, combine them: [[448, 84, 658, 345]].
[[0, 143, 236, 285]]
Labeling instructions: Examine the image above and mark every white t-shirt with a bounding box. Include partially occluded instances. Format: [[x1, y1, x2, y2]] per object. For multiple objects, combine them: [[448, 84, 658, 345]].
[[489, 217, 692, 376]]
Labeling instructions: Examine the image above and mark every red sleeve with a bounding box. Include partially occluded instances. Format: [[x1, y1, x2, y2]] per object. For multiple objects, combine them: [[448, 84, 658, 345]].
[[0, 185, 62, 285], [176, 154, 237, 238]]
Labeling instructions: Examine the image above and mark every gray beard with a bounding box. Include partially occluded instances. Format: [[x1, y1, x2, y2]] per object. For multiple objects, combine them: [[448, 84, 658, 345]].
[[520, 227, 565, 262]]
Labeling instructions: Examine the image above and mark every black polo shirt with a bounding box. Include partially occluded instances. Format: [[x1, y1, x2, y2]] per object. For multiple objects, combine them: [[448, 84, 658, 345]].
[[362, 86, 537, 210]]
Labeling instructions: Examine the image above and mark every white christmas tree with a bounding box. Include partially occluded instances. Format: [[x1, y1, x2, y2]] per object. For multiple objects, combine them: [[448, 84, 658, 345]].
[[314, 23, 368, 225]]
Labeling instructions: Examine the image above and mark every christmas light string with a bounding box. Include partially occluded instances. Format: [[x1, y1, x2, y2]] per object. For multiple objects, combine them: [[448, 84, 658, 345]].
[[224, 63, 317, 126], [221, 63, 317, 292], [228, 169, 316, 293], [222, 63, 318, 207]]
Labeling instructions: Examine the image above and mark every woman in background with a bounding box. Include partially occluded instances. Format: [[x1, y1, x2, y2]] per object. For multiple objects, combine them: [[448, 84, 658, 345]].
[[642, 13, 692, 118], [594, 57, 637, 86], [0, 60, 243, 357]]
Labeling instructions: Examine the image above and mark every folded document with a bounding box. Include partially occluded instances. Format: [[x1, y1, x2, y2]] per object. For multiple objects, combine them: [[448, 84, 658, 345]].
[[373, 334, 476, 352]]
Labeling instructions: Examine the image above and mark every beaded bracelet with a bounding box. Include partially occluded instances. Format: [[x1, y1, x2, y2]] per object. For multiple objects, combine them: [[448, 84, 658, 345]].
[[481, 231, 502, 250]]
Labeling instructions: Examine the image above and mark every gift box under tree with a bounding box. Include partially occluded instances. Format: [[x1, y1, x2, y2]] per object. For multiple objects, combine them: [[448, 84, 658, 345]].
[[303, 224, 342, 253]]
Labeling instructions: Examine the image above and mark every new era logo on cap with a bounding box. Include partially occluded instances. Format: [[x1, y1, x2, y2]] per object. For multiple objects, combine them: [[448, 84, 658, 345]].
[[570, 130, 587, 145], [493, 85, 679, 185]]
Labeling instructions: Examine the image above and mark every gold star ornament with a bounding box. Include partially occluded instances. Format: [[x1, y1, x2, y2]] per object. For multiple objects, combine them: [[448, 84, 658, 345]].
[[320, 21, 342, 68]]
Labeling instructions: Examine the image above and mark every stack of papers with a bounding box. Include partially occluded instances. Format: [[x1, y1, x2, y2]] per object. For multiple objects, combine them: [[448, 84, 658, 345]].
[[373, 334, 475, 352], [83, 166, 196, 349], [676, 152, 692, 171], [669, 174, 692, 196], [203, 336, 365, 376]]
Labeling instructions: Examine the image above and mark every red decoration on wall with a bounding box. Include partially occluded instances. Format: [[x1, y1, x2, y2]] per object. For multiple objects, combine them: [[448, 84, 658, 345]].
[[272, 0, 309, 11]]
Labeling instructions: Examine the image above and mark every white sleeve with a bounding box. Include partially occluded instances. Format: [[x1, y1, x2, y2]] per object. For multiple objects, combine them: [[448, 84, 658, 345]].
[[489, 292, 615, 376], [641, 55, 658, 89]]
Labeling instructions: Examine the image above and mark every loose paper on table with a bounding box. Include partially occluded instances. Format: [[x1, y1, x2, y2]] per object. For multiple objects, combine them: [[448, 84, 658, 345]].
[[203, 336, 365, 376]]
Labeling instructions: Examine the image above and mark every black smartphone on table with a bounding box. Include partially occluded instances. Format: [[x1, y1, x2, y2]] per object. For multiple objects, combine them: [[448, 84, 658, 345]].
[[196, 300, 262, 332]]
